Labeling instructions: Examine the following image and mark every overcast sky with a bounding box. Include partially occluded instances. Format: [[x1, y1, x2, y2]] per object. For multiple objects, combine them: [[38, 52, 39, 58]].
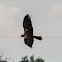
[[0, 0, 62, 62]]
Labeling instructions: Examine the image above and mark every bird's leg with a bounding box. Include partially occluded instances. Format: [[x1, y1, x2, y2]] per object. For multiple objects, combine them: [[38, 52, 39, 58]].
[[21, 34, 24, 37]]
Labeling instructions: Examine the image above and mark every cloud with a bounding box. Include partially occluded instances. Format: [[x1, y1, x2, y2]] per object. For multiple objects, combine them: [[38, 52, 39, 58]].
[[52, 4, 62, 13], [47, 3, 62, 20], [0, 5, 21, 28]]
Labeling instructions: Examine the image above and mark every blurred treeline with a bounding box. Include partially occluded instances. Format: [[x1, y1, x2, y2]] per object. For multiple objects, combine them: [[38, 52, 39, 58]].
[[20, 55, 44, 62], [0, 55, 44, 62]]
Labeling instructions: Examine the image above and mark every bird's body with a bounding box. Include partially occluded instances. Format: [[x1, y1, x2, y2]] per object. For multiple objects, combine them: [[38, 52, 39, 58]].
[[21, 14, 42, 48]]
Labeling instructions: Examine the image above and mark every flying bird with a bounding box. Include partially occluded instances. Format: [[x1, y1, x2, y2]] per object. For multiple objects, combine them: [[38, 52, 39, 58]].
[[21, 14, 42, 48]]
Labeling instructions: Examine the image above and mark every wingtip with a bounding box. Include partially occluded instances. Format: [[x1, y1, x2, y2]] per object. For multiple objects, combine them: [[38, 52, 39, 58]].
[[30, 46, 33, 48]]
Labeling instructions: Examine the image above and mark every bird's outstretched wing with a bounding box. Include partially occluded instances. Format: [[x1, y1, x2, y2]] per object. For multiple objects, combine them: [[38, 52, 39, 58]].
[[23, 14, 34, 48]]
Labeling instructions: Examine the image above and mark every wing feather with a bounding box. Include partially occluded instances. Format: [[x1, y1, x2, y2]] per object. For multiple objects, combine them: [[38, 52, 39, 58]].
[[23, 14, 33, 47]]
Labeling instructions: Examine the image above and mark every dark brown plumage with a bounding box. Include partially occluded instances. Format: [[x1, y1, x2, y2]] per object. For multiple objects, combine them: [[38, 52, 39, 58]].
[[21, 14, 42, 48]]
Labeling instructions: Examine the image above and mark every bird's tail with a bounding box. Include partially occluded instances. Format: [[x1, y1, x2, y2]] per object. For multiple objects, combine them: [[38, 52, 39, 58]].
[[33, 35, 42, 40]]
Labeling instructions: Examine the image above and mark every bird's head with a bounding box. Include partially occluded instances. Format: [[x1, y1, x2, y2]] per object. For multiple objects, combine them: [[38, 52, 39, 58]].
[[21, 34, 24, 37]]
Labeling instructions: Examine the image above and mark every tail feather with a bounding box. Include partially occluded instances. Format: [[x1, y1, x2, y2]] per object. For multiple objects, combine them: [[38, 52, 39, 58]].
[[33, 36, 42, 40]]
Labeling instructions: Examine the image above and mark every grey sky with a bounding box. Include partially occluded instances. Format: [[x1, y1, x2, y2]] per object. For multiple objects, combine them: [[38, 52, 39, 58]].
[[0, 0, 62, 62]]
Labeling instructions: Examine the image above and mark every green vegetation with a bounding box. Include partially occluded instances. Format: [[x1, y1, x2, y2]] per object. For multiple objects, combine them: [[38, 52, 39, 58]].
[[20, 55, 44, 62]]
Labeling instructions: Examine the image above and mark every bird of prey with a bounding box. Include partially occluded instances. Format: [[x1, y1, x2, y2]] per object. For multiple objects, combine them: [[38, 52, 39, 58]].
[[21, 14, 42, 48]]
